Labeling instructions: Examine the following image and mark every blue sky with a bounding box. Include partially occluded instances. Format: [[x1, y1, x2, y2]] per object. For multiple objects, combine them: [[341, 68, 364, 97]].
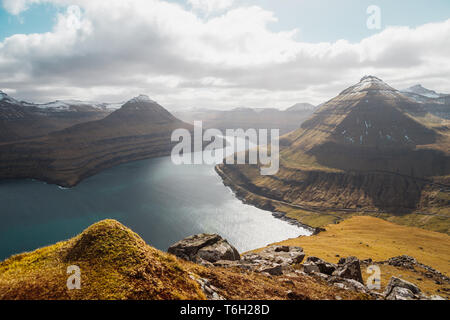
[[1, 0, 449, 42]]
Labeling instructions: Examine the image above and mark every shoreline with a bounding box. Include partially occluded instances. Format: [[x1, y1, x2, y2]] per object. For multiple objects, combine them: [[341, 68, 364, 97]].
[[214, 164, 319, 235]]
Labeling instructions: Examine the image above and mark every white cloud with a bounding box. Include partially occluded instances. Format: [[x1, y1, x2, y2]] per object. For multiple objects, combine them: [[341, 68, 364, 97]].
[[188, 0, 234, 14], [0, 0, 449, 109]]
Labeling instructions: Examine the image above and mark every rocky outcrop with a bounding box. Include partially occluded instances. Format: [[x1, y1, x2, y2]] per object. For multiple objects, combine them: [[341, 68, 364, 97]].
[[215, 245, 305, 276], [171, 239, 306, 276], [384, 255, 450, 282], [303, 256, 337, 275], [384, 277, 423, 300], [332, 256, 364, 284], [168, 234, 240, 265], [238, 245, 305, 275]]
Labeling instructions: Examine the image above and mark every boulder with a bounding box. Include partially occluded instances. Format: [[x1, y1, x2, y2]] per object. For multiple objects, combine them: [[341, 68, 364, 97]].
[[333, 256, 363, 283], [385, 286, 417, 300], [168, 234, 240, 263], [257, 264, 284, 276], [303, 262, 321, 275], [305, 256, 337, 275], [242, 245, 305, 267], [327, 276, 370, 294], [384, 276, 421, 300]]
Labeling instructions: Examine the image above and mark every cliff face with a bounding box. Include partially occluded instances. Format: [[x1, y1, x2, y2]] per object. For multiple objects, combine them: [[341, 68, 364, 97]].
[[0, 96, 192, 187]]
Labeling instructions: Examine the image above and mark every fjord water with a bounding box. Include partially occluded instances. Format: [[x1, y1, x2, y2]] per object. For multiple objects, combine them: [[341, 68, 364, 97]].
[[0, 143, 309, 260]]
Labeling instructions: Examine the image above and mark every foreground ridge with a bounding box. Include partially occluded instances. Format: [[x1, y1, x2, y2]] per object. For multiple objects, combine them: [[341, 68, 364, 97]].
[[1, 217, 448, 300]]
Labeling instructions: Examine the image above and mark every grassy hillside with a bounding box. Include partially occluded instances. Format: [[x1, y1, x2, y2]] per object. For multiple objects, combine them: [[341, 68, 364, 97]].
[[0, 220, 367, 300], [254, 216, 450, 298]]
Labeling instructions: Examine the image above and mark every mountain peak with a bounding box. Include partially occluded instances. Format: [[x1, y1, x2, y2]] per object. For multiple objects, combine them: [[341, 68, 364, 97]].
[[128, 94, 154, 104], [360, 75, 383, 82], [402, 84, 441, 98], [340, 76, 397, 96]]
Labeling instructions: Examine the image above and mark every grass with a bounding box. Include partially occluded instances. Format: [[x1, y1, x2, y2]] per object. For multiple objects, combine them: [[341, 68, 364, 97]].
[[0, 219, 368, 300], [253, 216, 450, 298], [0, 220, 206, 300], [257, 216, 450, 275]]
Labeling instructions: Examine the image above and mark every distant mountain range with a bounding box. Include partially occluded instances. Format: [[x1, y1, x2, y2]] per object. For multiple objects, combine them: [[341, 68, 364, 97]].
[[217, 76, 449, 231], [174, 103, 316, 136], [0, 94, 191, 187], [0, 90, 119, 143]]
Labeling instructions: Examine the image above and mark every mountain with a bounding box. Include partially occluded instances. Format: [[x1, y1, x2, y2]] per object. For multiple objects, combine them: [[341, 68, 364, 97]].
[[400, 84, 450, 111], [174, 105, 315, 136], [286, 103, 316, 112], [402, 84, 445, 99], [23, 100, 123, 112], [0, 91, 115, 142], [0, 95, 192, 187], [217, 76, 450, 227]]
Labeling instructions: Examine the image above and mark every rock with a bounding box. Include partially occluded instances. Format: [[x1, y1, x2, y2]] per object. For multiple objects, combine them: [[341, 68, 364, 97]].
[[387, 255, 417, 270], [274, 246, 290, 252], [333, 256, 363, 284], [384, 277, 421, 300], [168, 234, 240, 263], [327, 276, 370, 294], [386, 286, 417, 300], [361, 258, 373, 264], [242, 245, 305, 267], [286, 290, 307, 300], [197, 240, 240, 262], [191, 276, 225, 300], [213, 245, 305, 276], [258, 264, 283, 276], [305, 256, 337, 275], [303, 262, 321, 274]]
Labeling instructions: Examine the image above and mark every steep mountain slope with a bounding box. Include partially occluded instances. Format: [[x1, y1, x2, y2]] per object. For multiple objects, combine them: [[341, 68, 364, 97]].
[[0, 219, 366, 300], [217, 76, 450, 228], [0, 95, 192, 187], [0, 91, 114, 142], [174, 105, 315, 136]]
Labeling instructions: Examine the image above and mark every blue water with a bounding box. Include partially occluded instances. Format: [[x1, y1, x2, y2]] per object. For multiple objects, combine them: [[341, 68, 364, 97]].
[[0, 155, 309, 261]]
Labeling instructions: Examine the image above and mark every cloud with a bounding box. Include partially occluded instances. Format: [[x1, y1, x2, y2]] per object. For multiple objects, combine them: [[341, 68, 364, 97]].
[[188, 0, 234, 14], [0, 0, 449, 109]]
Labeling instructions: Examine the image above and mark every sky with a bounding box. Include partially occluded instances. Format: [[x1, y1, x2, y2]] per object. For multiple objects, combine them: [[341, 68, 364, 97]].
[[0, 0, 449, 110]]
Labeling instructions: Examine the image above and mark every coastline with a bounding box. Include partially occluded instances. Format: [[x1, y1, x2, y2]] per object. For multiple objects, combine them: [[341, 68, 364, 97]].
[[214, 164, 319, 235]]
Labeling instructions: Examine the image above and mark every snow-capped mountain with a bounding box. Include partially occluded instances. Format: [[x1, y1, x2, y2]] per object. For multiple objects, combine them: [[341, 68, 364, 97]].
[[402, 84, 443, 98], [400, 84, 449, 104], [0, 90, 123, 112], [23, 100, 123, 112], [0, 90, 22, 106]]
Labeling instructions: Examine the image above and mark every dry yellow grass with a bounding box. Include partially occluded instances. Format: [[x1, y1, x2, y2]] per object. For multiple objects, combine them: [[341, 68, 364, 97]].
[[0, 219, 368, 300], [259, 216, 450, 276]]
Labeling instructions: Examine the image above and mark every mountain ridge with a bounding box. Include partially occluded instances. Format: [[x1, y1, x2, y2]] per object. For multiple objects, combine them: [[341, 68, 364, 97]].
[[0, 95, 192, 187]]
